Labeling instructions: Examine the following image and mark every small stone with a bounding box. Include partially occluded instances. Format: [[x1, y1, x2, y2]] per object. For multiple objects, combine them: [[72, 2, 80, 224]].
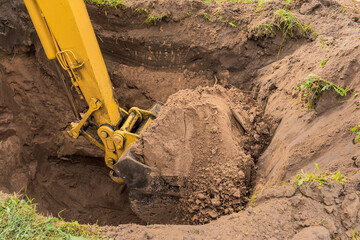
[[211, 198, 221, 207], [349, 193, 357, 201], [324, 206, 335, 214], [291, 226, 330, 240], [191, 215, 198, 222], [232, 189, 241, 198], [172, 16, 180, 22], [208, 210, 218, 219], [210, 126, 218, 133], [253, 133, 261, 142], [238, 170, 245, 179], [197, 193, 206, 200]]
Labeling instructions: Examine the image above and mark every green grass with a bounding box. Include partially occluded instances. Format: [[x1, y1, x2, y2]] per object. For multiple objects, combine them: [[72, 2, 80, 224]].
[[245, 195, 257, 207], [143, 12, 171, 26], [85, 0, 126, 8], [275, 9, 312, 38], [0, 194, 99, 240], [86, 0, 170, 26], [292, 163, 349, 189], [320, 37, 328, 49], [320, 59, 328, 66], [296, 73, 350, 110], [351, 124, 360, 142], [255, 24, 275, 38], [353, 229, 360, 240], [275, 9, 313, 58], [203, 13, 212, 21], [256, 0, 271, 9], [203, 0, 253, 3]]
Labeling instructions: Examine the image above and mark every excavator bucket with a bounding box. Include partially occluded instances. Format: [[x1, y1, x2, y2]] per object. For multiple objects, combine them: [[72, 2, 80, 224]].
[[113, 151, 184, 224]]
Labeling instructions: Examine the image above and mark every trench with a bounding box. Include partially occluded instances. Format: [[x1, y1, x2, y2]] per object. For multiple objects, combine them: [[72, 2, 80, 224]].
[[26, 156, 144, 226], [0, 0, 284, 227]]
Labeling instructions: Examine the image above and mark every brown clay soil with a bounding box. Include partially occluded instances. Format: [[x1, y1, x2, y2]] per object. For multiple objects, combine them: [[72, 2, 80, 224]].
[[128, 86, 275, 224], [1, 0, 360, 239]]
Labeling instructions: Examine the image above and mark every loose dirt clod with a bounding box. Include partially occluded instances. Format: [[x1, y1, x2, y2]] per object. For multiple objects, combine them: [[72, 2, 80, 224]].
[[130, 86, 271, 224]]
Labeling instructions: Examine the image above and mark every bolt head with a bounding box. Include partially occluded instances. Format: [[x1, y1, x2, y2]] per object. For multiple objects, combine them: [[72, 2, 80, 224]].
[[113, 135, 122, 144], [107, 158, 116, 166], [100, 131, 108, 138]]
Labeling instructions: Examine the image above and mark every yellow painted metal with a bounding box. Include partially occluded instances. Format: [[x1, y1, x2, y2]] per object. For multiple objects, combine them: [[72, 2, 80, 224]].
[[24, 0, 56, 59], [25, 0, 160, 183], [25, 0, 123, 127], [68, 98, 102, 139]]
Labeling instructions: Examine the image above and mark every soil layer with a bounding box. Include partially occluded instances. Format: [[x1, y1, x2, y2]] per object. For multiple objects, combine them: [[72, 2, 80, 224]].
[[0, 0, 360, 238]]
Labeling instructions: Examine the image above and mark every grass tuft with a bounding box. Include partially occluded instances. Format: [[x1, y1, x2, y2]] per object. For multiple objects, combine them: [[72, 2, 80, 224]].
[[142, 12, 171, 26], [0, 194, 98, 240], [275, 9, 313, 58], [296, 73, 350, 110], [85, 0, 126, 8], [320, 59, 328, 66], [292, 163, 349, 189], [275, 9, 312, 38], [203, 13, 212, 21], [256, 24, 275, 38]]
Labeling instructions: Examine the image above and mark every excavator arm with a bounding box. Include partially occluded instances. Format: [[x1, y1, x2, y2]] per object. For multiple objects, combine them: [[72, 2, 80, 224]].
[[24, 0, 161, 182]]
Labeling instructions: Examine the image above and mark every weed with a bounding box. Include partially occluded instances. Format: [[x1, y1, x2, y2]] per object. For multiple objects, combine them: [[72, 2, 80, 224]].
[[143, 12, 171, 26], [143, 14, 161, 26], [203, 0, 212, 3], [312, 31, 320, 38], [85, 0, 126, 8], [351, 92, 360, 109], [245, 195, 257, 206], [339, 7, 346, 14], [275, 9, 312, 38], [318, 216, 325, 225], [187, 12, 193, 17], [256, 0, 271, 10], [217, 16, 238, 27], [0, 194, 98, 239], [281, 0, 307, 9], [320, 59, 328, 66], [275, 9, 312, 58], [256, 24, 275, 38], [292, 163, 349, 189], [320, 37, 328, 49], [296, 73, 350, 110], [228, 22, 238, 27], [281, 0, 293, 7], [353, 229, 360, 240], [351, 124, 360, 142], [203, 13, 212, 21]]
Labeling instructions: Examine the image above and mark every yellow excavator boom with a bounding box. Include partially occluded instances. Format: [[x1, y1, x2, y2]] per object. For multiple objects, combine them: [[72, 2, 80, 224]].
[[24, 0, 161, 182]]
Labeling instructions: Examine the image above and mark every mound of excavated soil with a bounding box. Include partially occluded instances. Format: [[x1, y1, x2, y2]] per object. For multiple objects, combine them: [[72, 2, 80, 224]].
[[130, 85, 272, 224], [1, 0, 360, 238]]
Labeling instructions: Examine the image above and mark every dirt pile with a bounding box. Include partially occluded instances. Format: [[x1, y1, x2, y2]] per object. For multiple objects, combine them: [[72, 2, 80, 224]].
[[130, 85, 273, 224], [1, 0, 360, 238], [100, 173, 360, 239]]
